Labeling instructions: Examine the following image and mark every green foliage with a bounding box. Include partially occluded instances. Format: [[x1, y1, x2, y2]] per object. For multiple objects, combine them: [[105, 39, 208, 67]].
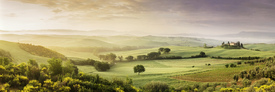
[[125, 55, 134, 61], [0, 57, 11, 66], [143, 81, 169, 92], [133, 65, 145, 75], [0, 65, 7, 74], [47, 58, 63, 76], [242, 78, 251, 87], [230, 63, 237, 67], [94, 62, 110, 71], [163, 48, 171, 54], [17, 63, 27, 75], [19, 43, 67, 60], [26, 60, 40, 80], [225, 64, 229, 68], [233, 74, 239, 81], [0, 57, 138, 92], [147, 52, 160, 59], [23, 80, 41, 92], [0, 83, 10, 91]]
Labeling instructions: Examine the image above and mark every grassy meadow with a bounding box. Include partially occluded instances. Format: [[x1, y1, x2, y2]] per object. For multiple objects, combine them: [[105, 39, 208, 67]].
[[1, 38, 275, 89], [100, 46, 275, 58], [245, 44, 275, 52], [78, 58, 240, 87], [0, 40, 50, 64]]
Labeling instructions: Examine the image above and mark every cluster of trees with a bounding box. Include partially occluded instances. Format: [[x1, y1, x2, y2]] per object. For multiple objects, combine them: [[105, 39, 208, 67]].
[[60, 46, 150, 55], [18, 43, 67, 60], [190, 51, 207, 58], [98, 53, 116, 61], [70, 59, 110, 71], [158, 47, 171, 54], [211, 56, 260, 60], [225, 63, 237, 68], [221, 41, 244, 49], [0, 57, 138, 92]]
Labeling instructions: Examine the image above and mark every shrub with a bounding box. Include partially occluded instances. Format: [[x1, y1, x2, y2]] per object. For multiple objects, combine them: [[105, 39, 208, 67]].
[[242, 78, 251, 87], [143, 81, 169, 92], [94, 62, 110, 71], [225, 64, 229, 68], [233, 74, 239, 81], [230, 64, 237, 67]]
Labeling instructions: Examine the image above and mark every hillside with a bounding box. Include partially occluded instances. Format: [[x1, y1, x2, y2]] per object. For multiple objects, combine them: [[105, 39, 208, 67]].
[[0, 49, 13, 61], [100, 46, 275, 58], [0, 40, 55, 64], [245, 44, 275, 52], [18, 43, 67, 60], [0, 34, 221, 47]]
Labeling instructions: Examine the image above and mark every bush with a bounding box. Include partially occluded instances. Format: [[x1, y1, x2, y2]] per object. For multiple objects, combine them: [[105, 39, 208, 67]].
[[143, 81, 169, 92], [94, 62, 110, 71], [225, 64, 229, 68], [242, 78, 251, 87], [230, 64, 237, 67]]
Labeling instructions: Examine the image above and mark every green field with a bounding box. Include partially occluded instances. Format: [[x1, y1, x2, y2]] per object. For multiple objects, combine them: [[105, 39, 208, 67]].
[[78, 58, 240, 87], [100, 46, 275, 58], [245, 44, 275, 52], [2, 39, 275, 88]]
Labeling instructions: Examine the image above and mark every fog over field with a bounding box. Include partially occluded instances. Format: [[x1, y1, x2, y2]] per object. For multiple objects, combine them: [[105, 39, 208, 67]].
[[1, 0, 275, 92]]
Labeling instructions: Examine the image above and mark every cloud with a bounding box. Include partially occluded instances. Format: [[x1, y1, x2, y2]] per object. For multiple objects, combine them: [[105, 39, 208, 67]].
[[11, 0, 146, 20], [5, 13, 17, 17], [52, 9, 62, 13]]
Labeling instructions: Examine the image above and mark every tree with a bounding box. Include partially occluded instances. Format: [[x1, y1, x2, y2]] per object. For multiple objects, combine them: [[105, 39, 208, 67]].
[[241, 43, 244, 48], [137, 55, 147, 60], [125, 56, 134, 61], [47, 58, 63, 76], [200, 51, 206, 57], [106, 53, 117, 61], [133, 65, 145, 75], [233, 74, 239, 81], [94, 62, 110, 71], [164, 48, 171, 54], [204, 43, 207, 48], [26, 59, 40, 80], [118, 56, 123, 61], [158, 48, 164, 52], [147, 52, 160, 59], [225, 64, 229, 68]]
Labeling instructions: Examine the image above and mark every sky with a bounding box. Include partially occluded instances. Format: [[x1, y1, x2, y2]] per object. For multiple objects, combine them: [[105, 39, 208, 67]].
[[1, 0, 275, 35]]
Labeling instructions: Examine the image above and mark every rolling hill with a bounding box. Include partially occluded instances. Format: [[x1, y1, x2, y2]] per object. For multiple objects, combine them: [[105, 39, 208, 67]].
[[0, 34, 221, 47], [0, 40, 65, 64], [245, 43, 275, 52]]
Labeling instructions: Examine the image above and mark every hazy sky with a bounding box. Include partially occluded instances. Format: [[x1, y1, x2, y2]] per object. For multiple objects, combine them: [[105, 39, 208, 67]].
[[1, 0, 275, 35]]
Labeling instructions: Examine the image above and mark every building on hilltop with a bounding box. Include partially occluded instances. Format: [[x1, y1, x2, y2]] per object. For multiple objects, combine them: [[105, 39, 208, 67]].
[[230, 42, 237, 46]]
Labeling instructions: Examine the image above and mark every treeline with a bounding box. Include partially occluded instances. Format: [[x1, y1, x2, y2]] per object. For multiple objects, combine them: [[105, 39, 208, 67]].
[[18, 43, 67, 60], [211, 56, 260, 60], [71, 59, 110, 71], [0, 57, 137, 92], [57, 46, 151, 55], [98, 48, 208, 62]]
